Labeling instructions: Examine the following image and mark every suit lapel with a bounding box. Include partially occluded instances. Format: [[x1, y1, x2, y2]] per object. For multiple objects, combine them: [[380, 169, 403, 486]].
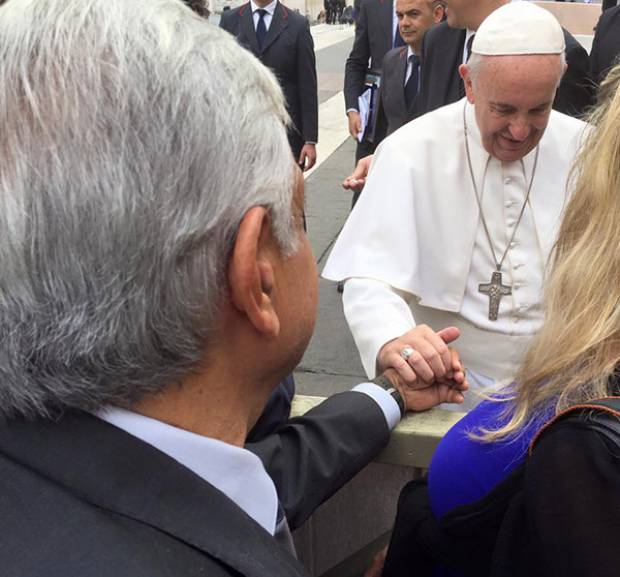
[[450, 29, 467, 100], [261, 2, 288, 55], [394, 48, 409, 114], [0, 414, 308, 577], [423, 25, 466, 107], [238, 2, 260, 56]]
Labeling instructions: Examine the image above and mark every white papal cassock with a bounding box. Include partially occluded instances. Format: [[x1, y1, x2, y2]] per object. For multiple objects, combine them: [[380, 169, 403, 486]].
[[323, 99, 587, 401]]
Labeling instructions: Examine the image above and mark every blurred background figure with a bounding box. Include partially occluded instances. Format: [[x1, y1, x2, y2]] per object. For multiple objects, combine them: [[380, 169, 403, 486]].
[[590, 4, 620, 84], [373, 0, 445, 146], [220, 0, 318, 172], [324, 0, 335, 23], [344, 0, 406, 164]]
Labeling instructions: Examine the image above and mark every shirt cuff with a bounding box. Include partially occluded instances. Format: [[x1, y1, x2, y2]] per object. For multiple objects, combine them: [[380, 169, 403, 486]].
[[346, 108, 359, 115], [352, 382, 401, 430], [304, 142, 317, 145]]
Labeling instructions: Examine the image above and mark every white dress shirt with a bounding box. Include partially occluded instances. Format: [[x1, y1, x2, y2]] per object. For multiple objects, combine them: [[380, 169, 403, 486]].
[[250, 0, 277, 30], [392, 0, 399, 46], [96, 385, 399, 535], [404, 46, 418, 86]]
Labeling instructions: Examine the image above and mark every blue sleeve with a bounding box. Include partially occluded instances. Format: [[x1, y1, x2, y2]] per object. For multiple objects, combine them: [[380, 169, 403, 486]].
[[427, 400, 549, 519]]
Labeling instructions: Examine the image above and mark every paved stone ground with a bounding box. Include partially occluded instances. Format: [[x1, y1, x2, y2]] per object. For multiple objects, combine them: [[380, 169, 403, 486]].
[[296, 138, 367, 397], [293, 29, 368, 396]]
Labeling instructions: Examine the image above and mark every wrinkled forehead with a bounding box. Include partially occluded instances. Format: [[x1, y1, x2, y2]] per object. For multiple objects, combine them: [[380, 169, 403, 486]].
[[487, 52, 562, 71], [474, 53, 564, 96]]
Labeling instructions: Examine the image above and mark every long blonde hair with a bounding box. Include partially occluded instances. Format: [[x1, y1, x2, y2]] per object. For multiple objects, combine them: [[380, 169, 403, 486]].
[[480, 65, 620, 442]]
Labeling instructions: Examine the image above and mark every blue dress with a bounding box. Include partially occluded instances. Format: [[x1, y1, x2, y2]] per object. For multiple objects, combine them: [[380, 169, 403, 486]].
[[427, 399, 554, 576]]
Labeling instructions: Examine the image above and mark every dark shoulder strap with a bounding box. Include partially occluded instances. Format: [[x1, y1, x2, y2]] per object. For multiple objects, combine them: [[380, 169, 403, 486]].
[[529, 397, 620, 455]]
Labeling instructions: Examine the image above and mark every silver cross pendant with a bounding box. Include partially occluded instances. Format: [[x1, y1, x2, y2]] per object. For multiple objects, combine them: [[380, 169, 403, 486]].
[[479, 270, 512, 321]]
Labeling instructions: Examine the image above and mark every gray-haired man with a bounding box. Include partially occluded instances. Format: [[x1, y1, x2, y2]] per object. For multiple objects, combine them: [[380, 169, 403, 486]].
[[0, 1, 466, 576]]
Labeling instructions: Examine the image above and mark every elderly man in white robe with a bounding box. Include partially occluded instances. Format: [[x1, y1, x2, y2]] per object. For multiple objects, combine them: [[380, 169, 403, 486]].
[[323, 2, 588, 409]]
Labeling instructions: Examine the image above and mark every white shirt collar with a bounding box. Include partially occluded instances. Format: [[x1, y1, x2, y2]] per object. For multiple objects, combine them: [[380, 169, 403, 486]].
[[96, 406, 279, 535], [463, 29, 475, 65], [250, 0, 278, 15]]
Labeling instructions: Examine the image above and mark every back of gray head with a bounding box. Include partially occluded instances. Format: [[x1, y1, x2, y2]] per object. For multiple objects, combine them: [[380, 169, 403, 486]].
[[0, 0, 297, 419]]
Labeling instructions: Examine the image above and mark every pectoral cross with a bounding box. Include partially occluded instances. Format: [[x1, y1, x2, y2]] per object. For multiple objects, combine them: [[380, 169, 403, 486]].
[[479, 270, 512, 321]]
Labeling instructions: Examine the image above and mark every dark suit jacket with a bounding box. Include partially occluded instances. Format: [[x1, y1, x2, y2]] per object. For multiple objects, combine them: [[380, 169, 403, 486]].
[[220, 2, 318, 157], [590, 5, 620, 84], [416, 22, 594, 119], [0, 391, 390, 576], [247, 374, 295, 442], [374, 46, 418, 145], [344, 0, 394, 111]]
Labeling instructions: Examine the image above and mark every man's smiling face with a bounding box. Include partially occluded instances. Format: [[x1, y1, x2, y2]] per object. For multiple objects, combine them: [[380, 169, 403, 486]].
[[463, 54, 564, 162]]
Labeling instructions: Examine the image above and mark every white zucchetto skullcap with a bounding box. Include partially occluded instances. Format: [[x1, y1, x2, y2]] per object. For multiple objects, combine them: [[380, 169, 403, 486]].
[[472, 1, 565, 56]]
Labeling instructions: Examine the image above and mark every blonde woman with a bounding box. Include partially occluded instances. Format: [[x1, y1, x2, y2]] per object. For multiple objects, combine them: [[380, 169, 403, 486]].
[[381, 66, 620, 577]]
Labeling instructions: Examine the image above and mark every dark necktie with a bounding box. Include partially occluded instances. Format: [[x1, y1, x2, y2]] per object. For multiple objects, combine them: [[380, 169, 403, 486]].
[[393, 26, 405, 48], [404, 54, 419, 109], [256, 9, 268, 51], [274, 502, 296, 556], [459, 34, 475, 97], [465, 33, 475, 62]]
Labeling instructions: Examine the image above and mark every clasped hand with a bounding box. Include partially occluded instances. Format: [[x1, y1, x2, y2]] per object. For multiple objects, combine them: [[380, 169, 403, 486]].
[[378, 325, 468, 410]]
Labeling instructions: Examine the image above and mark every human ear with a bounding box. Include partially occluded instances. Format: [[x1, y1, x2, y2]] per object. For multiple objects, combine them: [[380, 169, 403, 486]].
[[228, 207, 280, 338], [433, 5, 444, 23], [459, 64, 475, 104]]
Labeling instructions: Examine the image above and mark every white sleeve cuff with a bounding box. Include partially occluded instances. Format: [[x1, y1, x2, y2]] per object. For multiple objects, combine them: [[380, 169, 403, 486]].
[[343, 278, 416, 378], [352, 382, 401, 430]]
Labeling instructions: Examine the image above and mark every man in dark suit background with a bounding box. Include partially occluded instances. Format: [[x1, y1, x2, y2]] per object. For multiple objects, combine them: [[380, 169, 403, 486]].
[[220, 0, 318, 172], [373, 0, 444, 145], [344, 0, 406, 161], [416, 0, 594, 119], [0, 1, 469, 575], [590, 4, 620, 85]]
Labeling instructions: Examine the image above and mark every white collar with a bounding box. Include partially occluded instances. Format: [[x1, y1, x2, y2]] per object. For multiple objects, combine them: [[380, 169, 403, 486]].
[[407, 46, 415, 60], [96, 406, 279, 535], [250, 0, 278, 15], [463, 28, 475, 64]]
